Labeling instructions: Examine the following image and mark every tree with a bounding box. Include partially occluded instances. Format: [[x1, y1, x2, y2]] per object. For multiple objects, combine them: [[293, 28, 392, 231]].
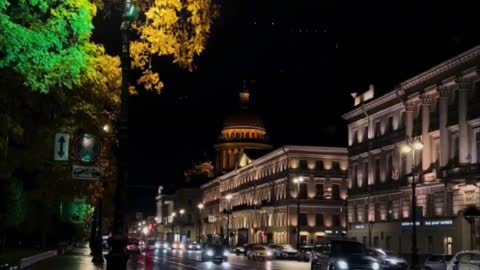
[[0, 177, 27, 248], [0, 0, 99, 93]]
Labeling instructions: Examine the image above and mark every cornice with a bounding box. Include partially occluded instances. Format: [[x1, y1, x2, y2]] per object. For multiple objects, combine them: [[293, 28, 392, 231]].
[[343, 45, 480, 121]]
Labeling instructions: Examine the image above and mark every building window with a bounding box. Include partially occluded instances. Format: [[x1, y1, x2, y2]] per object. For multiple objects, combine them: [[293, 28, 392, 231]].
[[299, 213, 308, 226], [365, 203, 369, 222], [387, 201, 393, 221], [427, 194, 435, 217], [299, 184, 308, 199], [387, 116, 393, 132], [300, 235, 307, 246], [352, 165, 358, 189], [316, 184, 324, 199], [352, 129, 358, 144], [373, 236, 379, 247], [299, 160, 308, 170], [363, 161, 369, 185], [332, 184, 340, 200], [444, 237, 453, 255], [331, 215, 340, 227], [316, 160, 324, 170], [374, 202, 381, 221], [446, 191, 453, 216], [375, 121, 381, 137], [187, 214, 192, 224], [332, 161, 340, 170], [427, 236, 433, 253], [375, 159, 381, 184], [362, 236, 368, 245], [386, 154, 393, 181], [364, 125, 369, 140], [316, 214, 324, 227], [187, 230, 191, 238], [453, 136, 459, 163], [401, 154, 407, 175], [476, 133, 480, 163]]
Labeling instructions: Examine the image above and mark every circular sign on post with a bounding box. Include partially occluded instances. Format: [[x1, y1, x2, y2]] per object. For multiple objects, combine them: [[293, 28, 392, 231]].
[[73, 134, 101, 162]]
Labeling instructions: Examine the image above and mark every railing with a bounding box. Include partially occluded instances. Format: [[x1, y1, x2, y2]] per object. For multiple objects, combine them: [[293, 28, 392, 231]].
[[438, 163, 480, 181], [349, 128, 406, 156]]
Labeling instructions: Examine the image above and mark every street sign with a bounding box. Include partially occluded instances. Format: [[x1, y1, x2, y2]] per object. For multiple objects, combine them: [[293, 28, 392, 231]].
[[72, 165, 101, 180], [54, 133, 70, 161], [73, 134, 101, 163]]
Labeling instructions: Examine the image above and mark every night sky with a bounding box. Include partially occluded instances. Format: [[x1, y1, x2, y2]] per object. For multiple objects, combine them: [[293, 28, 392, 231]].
[[93, 1, 480, 214]]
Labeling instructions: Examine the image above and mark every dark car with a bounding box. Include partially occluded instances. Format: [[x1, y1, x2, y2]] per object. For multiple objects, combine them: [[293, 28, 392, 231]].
[[236, 243, 256, 256], [311, 240, 380, 270], [297, 245, 314, 262], [367, 248, 408, 270], [126, 240, 141, 256], [424, 254, 453, 270], [187, 241, 202, 250], [201, 244, 229, 264]]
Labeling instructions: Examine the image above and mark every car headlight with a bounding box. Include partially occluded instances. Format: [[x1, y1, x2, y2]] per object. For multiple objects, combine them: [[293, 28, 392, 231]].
[[206, 249, 214, 256], [337, 260, 349, 270], [383, 258, 400, 265], [172, 244, 177, 248], [179, 244, 185, 249], [189, 245, 193, 249], [164, 243, 169, 248], [266, 251, 273, 256], [155, 243, 161, 249], [223, 250, 230, 256], [372, 262, 380, 270]]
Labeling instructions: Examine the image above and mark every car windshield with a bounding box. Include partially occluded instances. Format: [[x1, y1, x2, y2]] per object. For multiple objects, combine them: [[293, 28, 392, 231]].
[[331, 242, 366, 256], [254, 246, 266, 250], [428, 255, 451, 262]]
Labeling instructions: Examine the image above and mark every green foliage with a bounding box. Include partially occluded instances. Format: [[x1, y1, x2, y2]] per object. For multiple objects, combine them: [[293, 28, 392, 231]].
[[61, 201, 94, 224], [0, 0, 98, 93], [0, 177, 27, 228]]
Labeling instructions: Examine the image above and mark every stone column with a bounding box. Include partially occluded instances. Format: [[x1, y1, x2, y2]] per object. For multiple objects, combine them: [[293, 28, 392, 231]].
[[457, 79, 472, 164], [421, 95, 433, 171], [437, 86, 450, 167], [405, 102, 416, 173]]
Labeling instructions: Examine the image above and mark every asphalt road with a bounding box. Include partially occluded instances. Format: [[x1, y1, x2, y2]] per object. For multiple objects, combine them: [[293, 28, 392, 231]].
[[32, 248, 311, 270]]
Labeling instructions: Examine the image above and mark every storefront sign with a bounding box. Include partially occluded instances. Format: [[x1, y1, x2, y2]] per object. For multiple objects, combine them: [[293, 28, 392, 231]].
[[401, 219, 453, 227], [354, 224, 365, 230], [208, 215, 216, 223], [401, 221, 421, 227]]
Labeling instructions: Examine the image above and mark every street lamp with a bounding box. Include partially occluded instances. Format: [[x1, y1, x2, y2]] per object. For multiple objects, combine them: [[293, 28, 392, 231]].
[[293, 176, 304, 248], [179, 209, 185, 241], [142, 226, 149, 236], [197, 203, 204, 242], [225, 195, 233, 248], [401, 136, 424, 269]]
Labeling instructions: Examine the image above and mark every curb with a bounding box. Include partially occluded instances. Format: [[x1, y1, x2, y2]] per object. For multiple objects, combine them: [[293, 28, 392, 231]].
[[19, 250, 57, 269]]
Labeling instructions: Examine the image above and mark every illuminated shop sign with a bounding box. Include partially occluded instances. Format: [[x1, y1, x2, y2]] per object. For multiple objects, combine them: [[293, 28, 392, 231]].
[[354, 224, 365, 230], [401, 219, 453, 227]]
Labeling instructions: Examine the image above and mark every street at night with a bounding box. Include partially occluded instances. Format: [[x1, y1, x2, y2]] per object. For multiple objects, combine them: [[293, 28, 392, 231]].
[[2, 1, 480, 270]]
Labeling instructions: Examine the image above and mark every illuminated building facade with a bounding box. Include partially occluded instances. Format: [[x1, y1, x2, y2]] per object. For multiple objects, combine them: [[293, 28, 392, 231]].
[[343, 46, 480, 256], [201, 146, 348, 247]]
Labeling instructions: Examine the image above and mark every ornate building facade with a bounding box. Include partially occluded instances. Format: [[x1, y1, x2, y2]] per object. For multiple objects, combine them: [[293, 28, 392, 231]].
[[201, 146, 348, 247], [343, 46, 480, 256]]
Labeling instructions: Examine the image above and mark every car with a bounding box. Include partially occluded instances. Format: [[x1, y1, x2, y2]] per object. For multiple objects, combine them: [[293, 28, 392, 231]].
[[297, 245, 314, 262], [367, 248, 408, 270], [270, 244, 298, 259], [126, 241, 141, 255], [247, 245, 273, 261], [311, 240, 380, 270], [187, 241, 202, 250], [446, 250, 480, 270], [171, 242, 186, 250], [234, 244, 246, 255], [154, 241, 170, 250], [424, 254, 454, 270], [201, 244, 229, 264]]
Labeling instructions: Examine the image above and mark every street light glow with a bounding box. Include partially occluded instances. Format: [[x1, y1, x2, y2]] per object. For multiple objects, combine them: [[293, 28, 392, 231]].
[[293, 176, 304, 183], [172, 212, 176, 217], [198, 203, 204, 209], [401, 145, 412, 153], [413, 141, 424, 150], [103, 124, 110, 133], [179, 209, 185, 215], [225, 194, 233, 201], [142, 226, 149, 235]]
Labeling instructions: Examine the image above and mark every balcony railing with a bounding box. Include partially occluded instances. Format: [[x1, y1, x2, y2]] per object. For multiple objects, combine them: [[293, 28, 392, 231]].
[[438, 163, 480, 182], [349, 128, 406, 156]]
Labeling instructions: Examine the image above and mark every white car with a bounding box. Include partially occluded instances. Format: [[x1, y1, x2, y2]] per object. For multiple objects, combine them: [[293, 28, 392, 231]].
[[446, 250, 480, 270], [425, 254, 453, 270], [247, 245, 273, 261]]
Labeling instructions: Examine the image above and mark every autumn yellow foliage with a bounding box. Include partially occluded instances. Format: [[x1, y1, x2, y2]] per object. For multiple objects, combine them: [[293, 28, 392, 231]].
[[131, 0, 216, 92]]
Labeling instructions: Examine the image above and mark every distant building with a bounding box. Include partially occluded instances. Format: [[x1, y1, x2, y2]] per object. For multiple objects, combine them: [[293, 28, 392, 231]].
[[343, 46, 480, 256], [201, 145, 348, 247], [215, 85, 273, 175]]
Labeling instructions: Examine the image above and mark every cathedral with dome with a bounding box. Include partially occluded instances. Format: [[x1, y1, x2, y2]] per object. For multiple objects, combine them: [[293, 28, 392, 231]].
[[214, 85, 273, 175]]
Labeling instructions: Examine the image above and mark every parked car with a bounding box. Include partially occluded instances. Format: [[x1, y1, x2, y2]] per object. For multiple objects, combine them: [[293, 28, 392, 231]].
[[446, 250, 480, 270], [187, 241, 202, 250], [311, 240, 380, 270], [297, 245, 314, 262], [270, 244, 298, 259], [247, 245, 273, 261], [201, 244, 229, 264], [425, 254, 454, 270], [367, 248, 408, 270], [235, 243, 256, 256]]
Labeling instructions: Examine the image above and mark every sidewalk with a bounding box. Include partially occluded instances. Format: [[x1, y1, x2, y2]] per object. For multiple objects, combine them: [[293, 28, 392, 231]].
[[31, 243, 143, 270]]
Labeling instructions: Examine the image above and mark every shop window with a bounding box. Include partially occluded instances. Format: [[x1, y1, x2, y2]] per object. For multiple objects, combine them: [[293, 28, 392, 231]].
[[444, 237, 453, 255], [300, 235, 307, 246]]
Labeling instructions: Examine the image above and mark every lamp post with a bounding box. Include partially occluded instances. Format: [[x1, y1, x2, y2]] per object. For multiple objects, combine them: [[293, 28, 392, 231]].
[[179, 209, 185, 242], [105, 1, 137, 269], [401, 136, 424, 269], [197, 203, 204, 242], [170, 212, 176, 242], [293, 176, 304, 248], [225, 194, 233, 248]]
